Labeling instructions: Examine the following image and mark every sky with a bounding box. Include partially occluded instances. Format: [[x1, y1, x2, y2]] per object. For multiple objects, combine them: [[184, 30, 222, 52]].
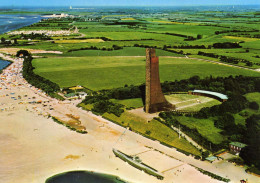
[[1, 0, 260, 7]]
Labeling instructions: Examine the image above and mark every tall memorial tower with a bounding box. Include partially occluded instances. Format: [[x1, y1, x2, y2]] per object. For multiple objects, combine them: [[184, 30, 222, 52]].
[[145, 48, 175, 113]]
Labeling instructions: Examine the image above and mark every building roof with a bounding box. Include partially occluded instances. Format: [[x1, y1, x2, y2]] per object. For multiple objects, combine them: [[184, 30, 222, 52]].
[[64, 93, 77, 98], [193, 90, 228, 100], [205, 156, 218, 162], [69, 86, 83, 90], [229, 142, 247, 148]]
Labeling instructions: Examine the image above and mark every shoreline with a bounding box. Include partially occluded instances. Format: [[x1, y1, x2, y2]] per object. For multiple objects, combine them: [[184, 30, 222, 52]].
[[0, 53, 16, 62], [0, 12, 259, 183], [45, 170, 128, 183], [0, 53, 14, 74], [0, 14, 44, 35]]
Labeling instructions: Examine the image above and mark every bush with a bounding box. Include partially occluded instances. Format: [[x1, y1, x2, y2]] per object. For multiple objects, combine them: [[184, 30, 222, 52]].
[[213, 42, 241, 49], [21, 51, 60, 94], [16, 50, 30, 57], [249, 101, 259, 110]]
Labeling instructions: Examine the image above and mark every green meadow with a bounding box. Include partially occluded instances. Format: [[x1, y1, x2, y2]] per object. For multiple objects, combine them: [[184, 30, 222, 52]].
[[174, 116, 225, 144], [33, 56, 260, 90]]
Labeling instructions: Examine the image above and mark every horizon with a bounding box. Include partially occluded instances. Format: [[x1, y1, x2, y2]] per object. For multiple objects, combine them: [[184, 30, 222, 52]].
[[1, 0, 260, 7]]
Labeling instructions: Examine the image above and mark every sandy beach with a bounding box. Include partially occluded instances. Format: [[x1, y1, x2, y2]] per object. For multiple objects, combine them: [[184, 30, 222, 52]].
[[0, 57, 259, 183]]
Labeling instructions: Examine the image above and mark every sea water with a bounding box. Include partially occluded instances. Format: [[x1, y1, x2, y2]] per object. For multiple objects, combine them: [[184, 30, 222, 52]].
[[0, 14, 43, 71], [0, 14, 43, 34], [45, 171, 126, 183], [0, 59, 10, 71]]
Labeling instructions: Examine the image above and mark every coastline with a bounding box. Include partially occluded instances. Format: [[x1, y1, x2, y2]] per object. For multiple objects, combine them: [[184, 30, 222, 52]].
[[0, 53, 14, 74], [0, 11, 259, 183], [45, 170, 128, 183]]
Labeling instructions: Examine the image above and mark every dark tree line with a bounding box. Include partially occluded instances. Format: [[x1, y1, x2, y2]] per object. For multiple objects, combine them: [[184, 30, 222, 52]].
[[240, 115, 260, 170], [67, 44, 122, 52], [198, 51, 258, 67], [215, 29, 258, 35], [21, 50, 60, 94], [212, 42, 241, 49], [82, 95, 124, 117], [19, 33, 52, 40]]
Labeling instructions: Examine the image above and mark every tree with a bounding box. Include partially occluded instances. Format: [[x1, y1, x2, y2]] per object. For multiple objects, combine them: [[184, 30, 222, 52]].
[[16, 50, 31, 58], [197, 34, 203, 39], [240, 114, 260, 169], [13, 38, 18, 44], [189, 75, 200, 85], [214, 113, 235, 130], [1, 37, 5, 44], [202, 151, 210, 160], [249, 102, 259, 110]]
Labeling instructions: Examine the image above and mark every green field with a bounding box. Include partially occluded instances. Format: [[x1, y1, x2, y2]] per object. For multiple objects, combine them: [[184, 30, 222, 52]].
[[174, 116, 225, 144], [111, 94, 222, 110], [2, 10, 259, 68], [110, 98, 144, 109], [238, 92, 260, 118], [33, 56, 260, 90], [245, 92, 260, 105]]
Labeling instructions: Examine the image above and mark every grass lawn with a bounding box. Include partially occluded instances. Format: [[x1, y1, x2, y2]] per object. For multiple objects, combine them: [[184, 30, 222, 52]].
[[174, 116, 225, 144], [33, 56, 260, 90], [78, 103, 93, 111], [166, 94, 222, 111], [102, 111, 201, 156], [110, 98, 144, 109], [110, 94, 221, 111], [54, 39, 104, 43], [181, 99, 221, 111], [245, 92, 260, 104]]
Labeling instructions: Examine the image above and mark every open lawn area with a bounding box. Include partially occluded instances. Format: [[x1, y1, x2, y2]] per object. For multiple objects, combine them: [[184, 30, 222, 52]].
[[32, 56, 260, 90], [111, 94, 221, 111], [110, 98, 144, 109], [174, 116, 225, 145], [245, 92, 260, 105]]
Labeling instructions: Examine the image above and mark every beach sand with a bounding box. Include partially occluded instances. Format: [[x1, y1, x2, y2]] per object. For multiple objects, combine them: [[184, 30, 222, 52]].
[[0, 110, 221, 183]]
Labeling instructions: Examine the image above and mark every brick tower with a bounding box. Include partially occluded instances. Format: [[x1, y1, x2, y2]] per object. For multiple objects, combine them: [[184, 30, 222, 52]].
[[145, 48, 175, 113]]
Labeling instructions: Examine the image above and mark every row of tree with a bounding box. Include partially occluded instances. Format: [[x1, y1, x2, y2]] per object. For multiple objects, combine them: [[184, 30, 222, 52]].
[[215, 29, 258, 35], [19, 33, 52, 40], [0, 37, 18, 45], [198, 51, 257, 67], [81, 95, 124, 117], [21, 50, 60, 94]]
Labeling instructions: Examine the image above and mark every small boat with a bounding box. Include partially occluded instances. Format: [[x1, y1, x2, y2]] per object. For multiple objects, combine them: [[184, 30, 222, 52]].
[[112, 148, 164, 180]]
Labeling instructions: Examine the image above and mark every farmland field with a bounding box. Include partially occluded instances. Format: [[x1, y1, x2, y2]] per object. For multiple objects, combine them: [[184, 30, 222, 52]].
[[174, 116, 225, 144], [33, 55, 260, 90]]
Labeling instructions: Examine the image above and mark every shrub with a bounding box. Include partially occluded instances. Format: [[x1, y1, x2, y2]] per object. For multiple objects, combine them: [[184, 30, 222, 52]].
[[249, 101, 259, 110]]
